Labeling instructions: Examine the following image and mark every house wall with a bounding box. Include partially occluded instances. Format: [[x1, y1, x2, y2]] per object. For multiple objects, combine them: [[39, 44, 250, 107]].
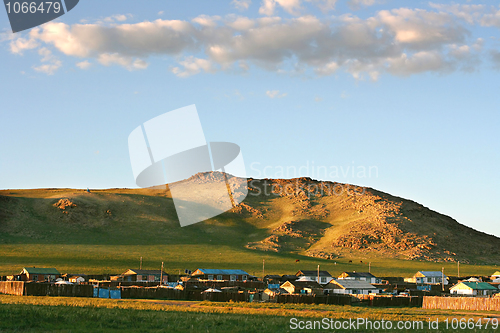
[[195, 274, 248, 281]]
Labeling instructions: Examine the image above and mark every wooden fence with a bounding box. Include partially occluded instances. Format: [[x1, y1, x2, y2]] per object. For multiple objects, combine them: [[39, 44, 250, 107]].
[[273, 294, 353, 305], [423, 296, 500, 311], [0, 282, 93, 297], [353, 294, 423, 307], [120, 287, 251, 302], [0, 281, 24, 296]]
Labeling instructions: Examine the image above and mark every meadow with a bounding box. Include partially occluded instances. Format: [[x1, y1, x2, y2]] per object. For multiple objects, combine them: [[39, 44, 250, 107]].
[[0, 295, 499, 332], [1, 243, 498, 278]]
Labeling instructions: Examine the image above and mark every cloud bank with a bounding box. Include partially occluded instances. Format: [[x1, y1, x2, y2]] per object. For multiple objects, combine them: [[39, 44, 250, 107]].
[[6, 3, 500, 78]]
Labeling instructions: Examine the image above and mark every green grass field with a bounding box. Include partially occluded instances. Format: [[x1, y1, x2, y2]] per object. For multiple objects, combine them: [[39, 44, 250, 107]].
[[0, 295, 498, 332], [1, 243, 498, 278]]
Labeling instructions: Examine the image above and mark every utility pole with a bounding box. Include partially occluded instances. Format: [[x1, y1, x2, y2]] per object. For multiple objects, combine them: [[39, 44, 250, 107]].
[[160, 262, 164, 285], [441, 267, 444, 291], [369, 262, 371, 274], [140, 257, 142, 270], [317, 265, 320, 284], [457, 261, 460, 279], [263, 259, 265, 280]]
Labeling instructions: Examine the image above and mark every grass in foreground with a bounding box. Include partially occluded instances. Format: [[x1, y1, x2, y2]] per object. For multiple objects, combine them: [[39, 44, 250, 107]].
[[0, 295, 499, 332]]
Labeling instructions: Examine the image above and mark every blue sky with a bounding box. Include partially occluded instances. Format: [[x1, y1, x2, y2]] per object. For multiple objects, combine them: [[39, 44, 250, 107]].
[[0, 0, 499, 237]]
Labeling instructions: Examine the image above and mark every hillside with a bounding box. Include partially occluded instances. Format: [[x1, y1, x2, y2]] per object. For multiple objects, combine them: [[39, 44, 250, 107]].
[[0, 173, 498, 266]]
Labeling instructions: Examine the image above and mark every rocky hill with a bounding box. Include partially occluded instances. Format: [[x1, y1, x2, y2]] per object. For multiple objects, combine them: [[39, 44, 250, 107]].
[[0, 173, 498, 264]]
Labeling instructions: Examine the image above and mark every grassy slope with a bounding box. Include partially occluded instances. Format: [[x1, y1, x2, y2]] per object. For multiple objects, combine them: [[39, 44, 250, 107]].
[[0, 182, 498, 277], [0, 295, 499, 332]]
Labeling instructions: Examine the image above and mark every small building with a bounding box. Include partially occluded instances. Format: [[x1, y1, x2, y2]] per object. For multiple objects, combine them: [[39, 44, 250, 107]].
[[450, 282, 498, 296], [280, 280, 323, 295], [262, 287, 289, 301], [191, 269, 250, 282], [491, 271, 500, 281], [19, 267, 60, 282], [337, 272, 382, 284], [325, 279, 380, 295], [122, 269, 168, 282], [406, 271, 449, 285], [295, 270, 334, 285]]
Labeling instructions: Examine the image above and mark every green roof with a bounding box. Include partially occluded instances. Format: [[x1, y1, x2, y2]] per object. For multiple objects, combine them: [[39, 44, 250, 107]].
[[461, 282, 497, 290], [23, 267, 60, 275]]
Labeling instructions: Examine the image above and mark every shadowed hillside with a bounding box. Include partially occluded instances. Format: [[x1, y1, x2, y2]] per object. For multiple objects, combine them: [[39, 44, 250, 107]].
[[0, 173, 498, 265]]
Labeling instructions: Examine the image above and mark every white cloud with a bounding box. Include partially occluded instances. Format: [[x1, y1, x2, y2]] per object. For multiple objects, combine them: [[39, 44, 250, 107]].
[[232, 0, 252, 11], [386, 51, 450, 76], [192, 15, 221, 28], [76, 60, 92, 69], [33, 61, 62, 75], [308, 0, 337, 12], [226, 16, 255, 30], [315, 61, 339, 76], [266, 90, 287, 98], [158, 11, 164, 16], [98, 53, 149, 70], [347, 0, 377, 10], [6, 5, 495, 78], [171, 56, 214, 77], [259, 0, 303, 16], [10, 37, 39, 54], [103, 14, 130, 23], [32, 48, 62, 75]]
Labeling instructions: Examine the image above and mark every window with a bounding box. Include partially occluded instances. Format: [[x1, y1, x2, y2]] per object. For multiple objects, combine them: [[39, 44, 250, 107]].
[[320, 277, 327, 284], [208, 275, 214, 280], [230, 275, 236, 281], [217, 275, 222, 281], [242, 275, 247, 281], [33, 275, 38, 281]]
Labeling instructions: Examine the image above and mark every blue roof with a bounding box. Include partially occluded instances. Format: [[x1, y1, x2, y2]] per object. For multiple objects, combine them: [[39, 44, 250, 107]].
[[417, 271, 448, 278], [194, 269, 249, 275]]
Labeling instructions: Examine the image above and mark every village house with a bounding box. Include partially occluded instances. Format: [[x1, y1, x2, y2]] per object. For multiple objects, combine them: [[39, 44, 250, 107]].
[[280, 280, 323, 295], [120, 269, 168, 282], [295, 270, 334, 285], [65, 274, 87, 284], [19, 267, 60, 282], [491, 271, 500, 282], [405, 271, 448, 285], [191, 269, 250, 282], [325, 279, 380, 295], [450, 282, 499, 296], [337, 272, 382, 284]]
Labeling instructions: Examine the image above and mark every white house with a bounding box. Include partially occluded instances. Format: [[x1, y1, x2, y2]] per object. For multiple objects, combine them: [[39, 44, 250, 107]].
[[450, 282, 498, 296], [295, 270, 334, 285], [406, 271, 448, 285], [337, 272, 382, 284], [491, 271, 500, 281], [324, 279, 380, 295]]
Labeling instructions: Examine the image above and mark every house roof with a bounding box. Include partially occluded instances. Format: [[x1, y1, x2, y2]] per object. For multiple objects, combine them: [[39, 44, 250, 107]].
[[193, 269, 249, 276], [415, 271, 448, 278], [339, 272, 376, 278], [452, 282, 498, 290], [492, 271, 500, 277], [124, 269, 166, 275], [331, 279, 378, 290], [22, 267, 60, 275], [296, 270, 332, 277], [281, 281, 323, 289]]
